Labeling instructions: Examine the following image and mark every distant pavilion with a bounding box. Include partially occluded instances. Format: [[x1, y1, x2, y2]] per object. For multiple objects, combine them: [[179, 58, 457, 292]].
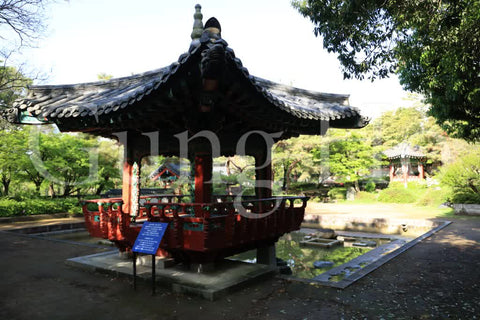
[[384, 142, 426, 186]]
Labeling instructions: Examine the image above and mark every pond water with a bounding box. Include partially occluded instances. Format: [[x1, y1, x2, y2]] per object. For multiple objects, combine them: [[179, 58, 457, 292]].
[[230, 230, 392, 279], [41, 228, 393, 280]]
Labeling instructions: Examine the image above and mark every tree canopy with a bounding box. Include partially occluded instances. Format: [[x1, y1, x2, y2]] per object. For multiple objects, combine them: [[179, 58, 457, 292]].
[[0, 65, 32, 107], [0, 0, 51, 97], [0, 0, 48, 47], [314, 130, 377, 189], [292, 0, 480, 141], [441, 148, 480, 203]]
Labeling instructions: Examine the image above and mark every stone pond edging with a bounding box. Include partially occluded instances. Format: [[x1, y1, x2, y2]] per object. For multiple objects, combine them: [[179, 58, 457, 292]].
[[453, 204, 480, 216], [302, 213, 443, 237]]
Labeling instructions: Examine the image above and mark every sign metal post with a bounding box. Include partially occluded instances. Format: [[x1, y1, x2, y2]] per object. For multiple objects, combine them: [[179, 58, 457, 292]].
[[131, 221, 169, 295], [133, 252, 137, 290]]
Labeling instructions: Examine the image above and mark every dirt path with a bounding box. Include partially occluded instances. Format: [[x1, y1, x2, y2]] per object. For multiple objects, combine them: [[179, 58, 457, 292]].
[[0, 214, 478, 319], [306, 202, 451, 220]]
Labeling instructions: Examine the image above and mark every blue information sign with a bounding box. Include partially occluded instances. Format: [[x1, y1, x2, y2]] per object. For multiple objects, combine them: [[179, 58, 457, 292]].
[[132, 222, 169, 255]]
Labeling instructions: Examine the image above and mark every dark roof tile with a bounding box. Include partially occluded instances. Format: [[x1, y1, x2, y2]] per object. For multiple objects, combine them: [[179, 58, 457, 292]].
[[2, 38, 368, 130]]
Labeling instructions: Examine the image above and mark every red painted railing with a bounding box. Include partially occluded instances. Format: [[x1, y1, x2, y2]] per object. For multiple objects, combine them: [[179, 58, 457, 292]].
[[82, 195, 308, 262]]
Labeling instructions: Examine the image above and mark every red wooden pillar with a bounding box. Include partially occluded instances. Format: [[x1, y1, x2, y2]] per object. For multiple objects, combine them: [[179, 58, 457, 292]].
[[418, 163, 424, 179], [401, 158, 408, 188], [194, 153, 212, 203], [389, 164, 395, 181], [122, 155, 141, 216]]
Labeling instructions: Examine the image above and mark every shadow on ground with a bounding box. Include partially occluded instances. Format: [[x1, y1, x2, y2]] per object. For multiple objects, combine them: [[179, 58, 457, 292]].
[[0, 216, 478, 320]]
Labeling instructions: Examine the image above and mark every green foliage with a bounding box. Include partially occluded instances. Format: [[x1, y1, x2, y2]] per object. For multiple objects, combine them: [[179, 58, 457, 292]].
[[416, 187, 451, 207], [0, 67, 32, 195], [327, 187, 346, 200], [273, 104, 469, 199], [364, 181, 376, 193], [377, 182, 428, 203], [273, 136, 323, 192], [29, 130, 107, 196], [448, 192, 480, 204], [0, 66, 32, 108], [377, 187, 416, 204], [0, 197, 82, 217], [97, 73, 113, 81], [364, 104, 477, 169], [93, 139, 121, 195], [354, 191, 378, 203], [0, 125, 28, 195], [276, 233, 370, 278], [314, 130, 378, 185], [369, 106, 444, 145], [440, 149, 480, 203], [309, 196, 323, 203], [220, 173, 238, 185], [293, 0, 480, 141], [344, 180, 451, 205], [289, 182, 317, 192], [0, 124, 122, 197], [349, 180, 450, 206]]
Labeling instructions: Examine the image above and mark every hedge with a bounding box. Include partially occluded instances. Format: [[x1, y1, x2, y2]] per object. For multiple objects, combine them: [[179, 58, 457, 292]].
[[0, 198, 82, 217]]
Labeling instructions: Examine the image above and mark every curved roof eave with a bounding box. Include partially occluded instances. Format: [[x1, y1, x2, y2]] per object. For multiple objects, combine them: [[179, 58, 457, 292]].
[[2, 31, 368, 131]]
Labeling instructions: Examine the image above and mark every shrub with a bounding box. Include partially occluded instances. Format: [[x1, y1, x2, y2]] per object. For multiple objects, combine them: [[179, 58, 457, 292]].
[[365, 181, 376, 192], [377, 186, 417, 203], [449, 191, 480, 204], [354, 191, 378, 202], [415, 187, 450, 206], [0, 197, 82, 217], [289, 182, 318, 192], [375, 181, 450, 205], [310, 196, 322, 203], [440, 150, 480, 204], [328, 187, 346, 200]]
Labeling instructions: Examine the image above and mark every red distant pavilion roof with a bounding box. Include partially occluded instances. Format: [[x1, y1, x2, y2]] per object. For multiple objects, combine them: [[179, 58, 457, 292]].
[[383, 142, 426, 160]]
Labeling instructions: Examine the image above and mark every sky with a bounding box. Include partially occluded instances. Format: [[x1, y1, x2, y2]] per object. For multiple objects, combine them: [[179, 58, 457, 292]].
[[22, 0, 414, 118]]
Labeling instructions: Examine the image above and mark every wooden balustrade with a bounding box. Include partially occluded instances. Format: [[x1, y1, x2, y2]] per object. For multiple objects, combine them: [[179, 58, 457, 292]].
[[81, 195, 308, 261]]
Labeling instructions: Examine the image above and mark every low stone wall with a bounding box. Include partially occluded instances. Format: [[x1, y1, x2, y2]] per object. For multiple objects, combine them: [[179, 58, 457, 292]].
[[302, 214, 442, 237], [453, 204, 480, 216]]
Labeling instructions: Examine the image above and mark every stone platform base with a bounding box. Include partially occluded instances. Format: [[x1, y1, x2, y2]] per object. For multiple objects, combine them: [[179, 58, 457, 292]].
[[66, 251, 276, 300]]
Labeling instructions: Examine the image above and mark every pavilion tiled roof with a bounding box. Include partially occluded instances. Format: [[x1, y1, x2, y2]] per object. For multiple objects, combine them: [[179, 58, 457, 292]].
[[1, 5, 368, 139], [3, 49, 365, 122], [383, 142, 426, 159], [5, 66, 173, 120], [149, 162, 190, 180]]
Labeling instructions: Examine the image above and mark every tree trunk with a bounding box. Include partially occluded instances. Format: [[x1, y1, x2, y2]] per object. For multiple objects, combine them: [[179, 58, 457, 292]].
[[26, 170, 44, 196], [226, 158, 231, 176], [468, 179, 479, 194], [34, 181, 42, 195], [282, 166, 288, 191], [48, 183, 56, 198], [63, 184, 71, 197], [1, 175, 10, 196], [285, 160, 300, 193], [2, 180, 9, 196], [95, 184, 104, 196], [95, 175, 110, 195], [354, 180, 360, 192]]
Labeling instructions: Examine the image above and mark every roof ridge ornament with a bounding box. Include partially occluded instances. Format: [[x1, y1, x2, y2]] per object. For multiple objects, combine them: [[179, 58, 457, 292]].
[[190, 4, 203, 46], [202, 17, 221, 42]]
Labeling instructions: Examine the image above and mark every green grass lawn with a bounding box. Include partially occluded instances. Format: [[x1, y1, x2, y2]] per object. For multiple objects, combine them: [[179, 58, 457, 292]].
[[306, 201, 456, 220]]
